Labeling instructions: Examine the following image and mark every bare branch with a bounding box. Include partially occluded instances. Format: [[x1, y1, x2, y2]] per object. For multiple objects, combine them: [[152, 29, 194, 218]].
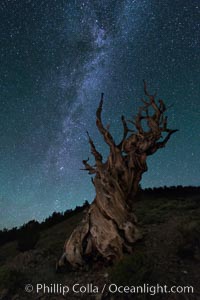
[[143, 80, 161, 121], [86, 131, 103, 164], [147, 129, 178, 155], [134, 112, 145, 134], [117, 115, 134, 149], [81, 158, 96, 174], [96, 93, 116, 149]]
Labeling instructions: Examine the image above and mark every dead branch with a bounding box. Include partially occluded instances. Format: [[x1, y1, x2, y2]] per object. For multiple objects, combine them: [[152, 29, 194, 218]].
[[86, 131, 103, 166], [81, 158, 96, 174], [96, 93, 116, 150]]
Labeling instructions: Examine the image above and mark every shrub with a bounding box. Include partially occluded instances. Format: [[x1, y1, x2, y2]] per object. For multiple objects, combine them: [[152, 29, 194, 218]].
[[17, 229, 40, 251], [177, 221, 200, 260], [109, 250, 153, 286], [0, 266, 26, 292]]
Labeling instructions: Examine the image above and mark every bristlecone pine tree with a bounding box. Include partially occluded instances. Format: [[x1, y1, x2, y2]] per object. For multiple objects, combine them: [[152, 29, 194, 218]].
[[58, 81, 178, 269]]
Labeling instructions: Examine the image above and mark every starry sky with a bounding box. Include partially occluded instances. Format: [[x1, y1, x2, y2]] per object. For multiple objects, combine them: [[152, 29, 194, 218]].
[[0, 0, 199, 229]]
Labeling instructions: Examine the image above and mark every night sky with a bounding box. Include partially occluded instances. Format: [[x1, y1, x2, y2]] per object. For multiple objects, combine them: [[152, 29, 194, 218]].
[[0, 0, 199, 229]]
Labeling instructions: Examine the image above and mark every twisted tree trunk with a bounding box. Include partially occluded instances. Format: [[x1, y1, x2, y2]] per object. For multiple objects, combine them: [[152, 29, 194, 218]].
[[58, 81, 177, 269]]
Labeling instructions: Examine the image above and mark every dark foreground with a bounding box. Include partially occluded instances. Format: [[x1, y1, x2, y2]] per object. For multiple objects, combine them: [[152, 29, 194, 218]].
[[0, 187, 200, 300]]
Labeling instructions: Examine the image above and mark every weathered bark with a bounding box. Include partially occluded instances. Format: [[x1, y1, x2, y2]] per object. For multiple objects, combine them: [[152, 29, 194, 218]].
[[58, 82, 178, 269]]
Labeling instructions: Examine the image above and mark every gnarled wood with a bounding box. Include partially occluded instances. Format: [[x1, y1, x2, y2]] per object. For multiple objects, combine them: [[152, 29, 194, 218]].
[[58, 82, 178, 269]]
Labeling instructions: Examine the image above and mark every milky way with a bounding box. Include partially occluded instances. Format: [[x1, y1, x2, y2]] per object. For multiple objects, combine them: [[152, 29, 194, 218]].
[[0, 0, 199, 228]]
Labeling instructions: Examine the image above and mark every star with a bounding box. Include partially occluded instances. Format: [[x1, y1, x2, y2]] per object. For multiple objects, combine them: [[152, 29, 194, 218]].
[[0, 0, 199, 228]]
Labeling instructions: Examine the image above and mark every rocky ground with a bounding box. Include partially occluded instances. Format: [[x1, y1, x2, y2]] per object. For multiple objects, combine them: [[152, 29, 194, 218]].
[[0, 192, 200, 300]]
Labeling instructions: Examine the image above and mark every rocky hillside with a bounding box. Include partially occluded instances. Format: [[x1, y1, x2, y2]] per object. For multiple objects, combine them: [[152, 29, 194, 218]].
[[0, 187, 200, 300]]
